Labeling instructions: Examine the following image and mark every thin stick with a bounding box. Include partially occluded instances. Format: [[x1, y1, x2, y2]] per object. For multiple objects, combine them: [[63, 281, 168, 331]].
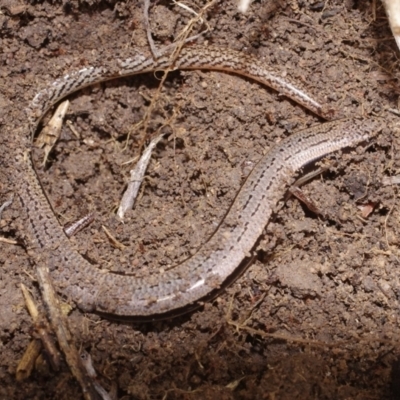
[[118, 133, 166, 219], [20, 284, 61, 371], [36, 262, 100, 400], [0, 195, 13, 220], [237, 0, 253, 13], [382, 0, 400, 50]]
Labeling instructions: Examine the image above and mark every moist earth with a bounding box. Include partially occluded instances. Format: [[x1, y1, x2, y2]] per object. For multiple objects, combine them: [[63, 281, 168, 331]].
[[1, 0, 400, 399]]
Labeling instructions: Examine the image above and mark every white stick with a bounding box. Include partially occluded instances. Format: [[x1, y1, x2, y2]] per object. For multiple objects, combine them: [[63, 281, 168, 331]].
[[117, 133, 166, 220], [237, 0, 252, 13], [382, 0, 400, 50]]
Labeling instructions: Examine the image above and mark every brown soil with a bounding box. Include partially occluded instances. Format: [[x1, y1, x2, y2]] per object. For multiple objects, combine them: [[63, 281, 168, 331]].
[[1, 0, 400, 399]]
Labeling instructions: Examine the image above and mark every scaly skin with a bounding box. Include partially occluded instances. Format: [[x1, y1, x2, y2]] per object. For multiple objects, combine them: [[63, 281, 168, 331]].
[[14, 45, 382, 317]]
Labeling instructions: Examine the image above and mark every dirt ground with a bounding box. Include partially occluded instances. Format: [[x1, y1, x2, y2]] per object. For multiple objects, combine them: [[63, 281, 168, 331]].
[[2, 0, 400, 398]]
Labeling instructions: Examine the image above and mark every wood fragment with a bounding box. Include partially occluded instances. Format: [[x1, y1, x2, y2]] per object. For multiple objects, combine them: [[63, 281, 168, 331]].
[[102, 225, 126, 250], [382, 0, 400, 50], [36, 263, 100, 400], [16, 339, 42, 381], [35, 100, 69, 165], [0, 237, 18, 244], [20, 284, 61, 371], [117, 133, 165, 220], [289, 186, 322, 216], [237, 0, 252, 13], [0, 195, 13, 220], [64, 212, 95, 237], [80, 350, 113, 400]]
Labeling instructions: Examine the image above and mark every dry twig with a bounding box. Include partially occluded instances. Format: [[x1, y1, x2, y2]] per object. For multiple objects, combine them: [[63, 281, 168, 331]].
[[36, 263, 100, 400]]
